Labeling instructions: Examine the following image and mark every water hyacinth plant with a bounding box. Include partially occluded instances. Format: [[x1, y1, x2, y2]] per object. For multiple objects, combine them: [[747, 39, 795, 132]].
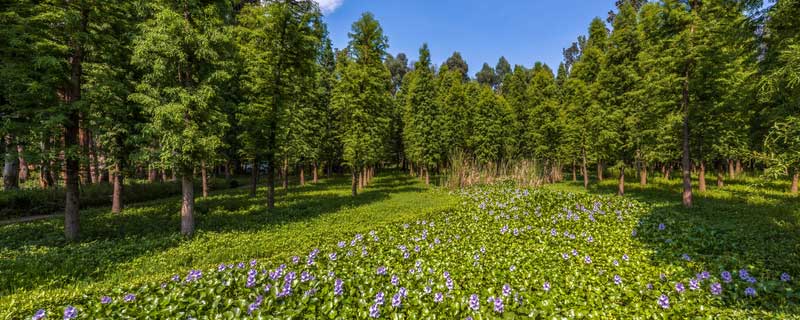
[[24, 187, 799, 318]]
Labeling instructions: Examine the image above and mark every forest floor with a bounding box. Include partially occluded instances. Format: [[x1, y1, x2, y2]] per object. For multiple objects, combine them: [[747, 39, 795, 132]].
[[1, 172, 798, 318], [0, 172, 457, 318]]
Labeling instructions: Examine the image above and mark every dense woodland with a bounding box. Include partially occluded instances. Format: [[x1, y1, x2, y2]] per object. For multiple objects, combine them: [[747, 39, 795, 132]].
[[1, 0, 799, 241]]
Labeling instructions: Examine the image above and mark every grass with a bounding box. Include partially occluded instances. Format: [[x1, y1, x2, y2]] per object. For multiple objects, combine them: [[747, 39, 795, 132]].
[[0, 172, 457, 318]]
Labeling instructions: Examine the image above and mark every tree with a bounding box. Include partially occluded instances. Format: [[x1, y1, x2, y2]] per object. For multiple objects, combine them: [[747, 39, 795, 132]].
[[332, 12, 392, 195], [475, 63, 497, 88], [402, 44, 442, 185], [495, 56, 512, 89], [443, 52, 469, 82], [131, 0, 234, 236]]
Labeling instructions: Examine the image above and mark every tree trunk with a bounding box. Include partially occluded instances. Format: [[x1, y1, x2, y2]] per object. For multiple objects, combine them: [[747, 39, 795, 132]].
[[180, 172, 195, 237], [112, 163, 123, 214], [312, 162, 318, 183], [282, 158, 288, 190], [572, 162, 577, 182], [409, 162, 414, 177], [148, 167, 157, 183], [267, 160, 275, 209], [698, 161, 707, 192], [201, 160, 208, 198], [736, 160, 743, 176], [597, 161, 604, 181], [728, 159, 734, 180], [618, 165, 625, 196], [640, 163, 647, 186], [791, 170, 798, 195], [582, 148, 589, 189], [299, 164, 305, 186], [716, 162, 724, 188], [90, 137, 99, 183], [3, 135, 20, 190], [666, 164, 672, 180], [425, 166, 430, 185], [17, 145, 28, 182], [351, 166, 358, 196], [250, 159, 258, 197], [681, 82, 692, 207], [64, 111, 81, 242]]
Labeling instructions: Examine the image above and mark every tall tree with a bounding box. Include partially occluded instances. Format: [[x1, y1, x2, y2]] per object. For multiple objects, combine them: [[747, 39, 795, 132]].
[[475, 63, 497, 88], [402, 44, 442, 185], [443, 51, 469, 82]]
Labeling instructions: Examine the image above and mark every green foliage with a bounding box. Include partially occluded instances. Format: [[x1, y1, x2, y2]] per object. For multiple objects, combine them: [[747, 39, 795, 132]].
[[402, 44, 444, 170]]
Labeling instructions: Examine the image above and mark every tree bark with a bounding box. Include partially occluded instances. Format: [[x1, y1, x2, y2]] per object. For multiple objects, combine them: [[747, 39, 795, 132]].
[[728, 159, 734, 180], [161, 168, 167, 182], [250, 159, 258, 197], [572, 162, 577, 182], [640, 163, 647, 186], [299, 164, 305, 186], [180, 172, 194, 237], [267, 160, 275, 209], [681, 77, 693, 207], [791, 170, 798, 195], [112, 163, 123, 214], [716, 162, 724, 188], [582, 148, 589, 189], [597, 161, 604, 181], [425, 166, 430, 185], [224, 160, 231, 181], [666, 164, 672, 180], [201, 160, 208, 198], [618, 165, 625, 196], [17, 145, 28, 182], [698, 161, 707, 192], [3, 135, 20, 190], [736, 159, 743, 176], [148, 167, 157, 183], [312, 162, 318, 183], [351, 166, 358, 196], [63, 4, 87, 241], [282, 158, 288, 190]]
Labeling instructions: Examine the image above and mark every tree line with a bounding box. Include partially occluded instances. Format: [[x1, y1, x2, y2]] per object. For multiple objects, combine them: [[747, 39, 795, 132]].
[[1, 0, 798, 241]]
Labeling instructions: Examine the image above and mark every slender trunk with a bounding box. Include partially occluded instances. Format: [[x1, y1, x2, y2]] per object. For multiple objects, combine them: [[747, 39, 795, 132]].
[[201, 160, 208, 198], [312, 162, 318, 183], [17, 145, 28, 182], [98, 154, 108, 183], [666, 164, 672, 180], [425, 166, 430, 185], [90, 137, 99, 183], [63, 5, 86, 241], [728, 159, 734, 180], [618, 165, 625, 196], [351, 166, 358, 196], [148, 167, 157, 183], [409, 162, 414, 176], [698, 161, 706, 192], [282, 158, 288, 190], [161, 169, 167, 182], [572, 162, 577, 182], [736, 160, 743, 176], [180, 172, 194, 236], [791, 170, 798, 195], [79, 123, 92, 185], [3, 135, 20, 190], [299, 164, 305, 186], [224, 160, 231, 181], [267, 160, 275, 209], [112, 163, 123, 214], [597, 161, 604, 181], [171, 169, 176, 181], [681, 6, 695, 208], [640, 163, 647, 186], [250, 159, 258, 197], [582, 148, 589, 189], [716, 162, 724, 188]]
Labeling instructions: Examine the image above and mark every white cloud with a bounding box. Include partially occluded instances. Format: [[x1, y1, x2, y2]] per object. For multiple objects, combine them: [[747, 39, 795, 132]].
[[314, 0, 344, 14]]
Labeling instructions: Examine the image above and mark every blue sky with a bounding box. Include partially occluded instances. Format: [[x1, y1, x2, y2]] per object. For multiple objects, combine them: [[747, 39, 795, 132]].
[[317, 0, 617, 74]]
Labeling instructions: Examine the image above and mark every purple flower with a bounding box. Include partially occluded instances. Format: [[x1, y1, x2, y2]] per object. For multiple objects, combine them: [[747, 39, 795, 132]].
[[675, 282, 685, 293], [123, 293, 136, 302], [391, 274, 400, 286], [377, 266, 387, 275], [434, 292, 443, 302], [698, 271, 710, 280], [469, 294, 480, 311], [746, 276, 757, 284], [391, 293, 402, 307], [186, 269, 202, 282], [424, 286, 432, 294], [502, 284, 511, 296], [63, 306, 77, 320], [248, 295, 264, 314], [338, 241, 346, 248], [509, 265, 516, 272], [551, 229, 557, 236], [561, 253, 569, 260], [334, 278, 344, 296], [399, 287, 408, 297], [218, 263, 227, 272], [100, 296, 112, 304], [681, 254, 691, 261], [329, 252, 337, 261], [613, 275, 622, 285], [300, 271, 314, 282], [657, 294, 670, 309], [375, 291, 385, 305], [543, 281, 551, 292], [237, 262, 245, 269], [493, 296, 504, 313], [781, 272, 791, 282], [647, 283, 654, 290], [291, 256, 300, 264], [584, 255, 592, 264], [250, 259, 257, 267], [32, 309, 45, 320], [587, 236, 594, 243], [658, 223, 666, 230], [171, 274, 180, 282], [369, 303, 380, 318], [739, 269, 750, 280], [622, 254, 629, 261], [612, 260, 619, 267], [689, 278, 700, 290], [721, 271, 732, 283], [304, 288, 317, 296], [446, 277, 454, 291], [500, 225, 509, 234], [710, 282, 722, 295], [572, 249, 578, 256], [631, 229, 637, 237], [744, 287, 756, 297]]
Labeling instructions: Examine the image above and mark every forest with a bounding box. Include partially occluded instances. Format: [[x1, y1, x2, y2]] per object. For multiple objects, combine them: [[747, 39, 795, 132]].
[[1, 0, 800, 318]]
